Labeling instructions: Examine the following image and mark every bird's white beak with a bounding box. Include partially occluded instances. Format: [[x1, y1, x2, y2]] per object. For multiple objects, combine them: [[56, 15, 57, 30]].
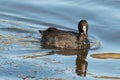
[[83, 26, 87, 37]]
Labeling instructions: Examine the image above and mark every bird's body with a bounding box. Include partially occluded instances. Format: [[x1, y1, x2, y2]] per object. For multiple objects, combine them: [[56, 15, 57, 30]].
[[39, 20, 90, 50]]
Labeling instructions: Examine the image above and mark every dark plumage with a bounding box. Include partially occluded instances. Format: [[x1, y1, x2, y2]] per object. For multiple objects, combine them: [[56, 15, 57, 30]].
[[39, 20, 90, 49]]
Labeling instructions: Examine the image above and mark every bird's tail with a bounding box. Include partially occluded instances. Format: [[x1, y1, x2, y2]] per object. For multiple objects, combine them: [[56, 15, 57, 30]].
[[39, 30, 42, 34]]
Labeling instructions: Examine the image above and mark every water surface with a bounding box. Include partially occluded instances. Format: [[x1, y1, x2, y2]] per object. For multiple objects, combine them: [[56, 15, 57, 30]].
[[0, 0, 120, 80]]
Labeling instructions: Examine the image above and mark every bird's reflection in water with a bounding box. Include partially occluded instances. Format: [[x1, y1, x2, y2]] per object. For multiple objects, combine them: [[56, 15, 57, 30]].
[[41, 45, 89, 77], [48, 49, 89, 77], [76, 49, 88, 77]]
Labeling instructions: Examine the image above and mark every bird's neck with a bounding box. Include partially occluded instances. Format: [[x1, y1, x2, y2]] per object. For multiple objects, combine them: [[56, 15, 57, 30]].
[[78, 32, 88, 43]]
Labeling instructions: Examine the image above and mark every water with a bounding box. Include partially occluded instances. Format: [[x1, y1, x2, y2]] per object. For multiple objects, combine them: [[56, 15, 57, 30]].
[[0, 0, 120, 80]]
